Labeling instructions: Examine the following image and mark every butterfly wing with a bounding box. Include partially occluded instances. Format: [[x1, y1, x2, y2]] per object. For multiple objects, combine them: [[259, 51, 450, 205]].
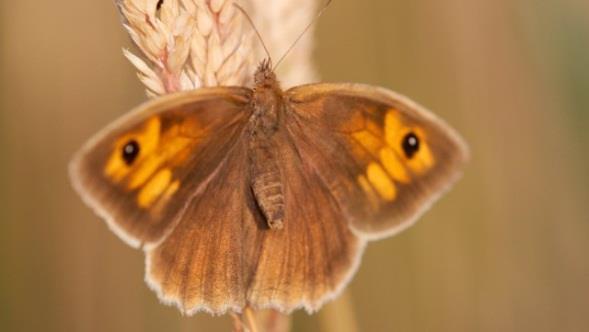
[[69, 87, 252, 248], [285, 83, 469, 239], [72, 81, 467, 315], [145, 125, 364, 315]]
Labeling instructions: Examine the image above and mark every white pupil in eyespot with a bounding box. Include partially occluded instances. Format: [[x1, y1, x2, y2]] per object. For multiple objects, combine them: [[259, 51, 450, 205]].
[[122, 140, 140, 165]]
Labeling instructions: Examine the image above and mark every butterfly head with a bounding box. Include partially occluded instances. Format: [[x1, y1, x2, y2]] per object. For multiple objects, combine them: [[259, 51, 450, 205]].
[[254, 58, 280, 91]]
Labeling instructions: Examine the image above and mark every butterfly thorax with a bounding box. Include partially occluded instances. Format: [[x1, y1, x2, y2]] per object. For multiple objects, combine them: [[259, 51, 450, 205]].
[[249, 59, 284, 140], [251, 59, 282, 127], [247, 60, 286, 230]]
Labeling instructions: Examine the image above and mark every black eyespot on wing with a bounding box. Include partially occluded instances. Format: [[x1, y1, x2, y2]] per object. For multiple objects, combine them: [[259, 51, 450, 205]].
[[122, 140, 140, 165], [402, 132, 420, 159], [156, 0, 164, 10]]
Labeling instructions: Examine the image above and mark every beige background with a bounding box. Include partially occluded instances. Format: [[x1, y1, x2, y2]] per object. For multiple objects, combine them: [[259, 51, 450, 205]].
[[1, 0, 588, 331]]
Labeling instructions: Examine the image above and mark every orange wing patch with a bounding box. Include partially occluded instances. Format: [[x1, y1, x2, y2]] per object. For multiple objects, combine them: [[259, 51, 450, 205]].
[[351, 108, 436, 200], [379, 147, 410, 183], [137, 168, 172, 208], [102, 115, 199, 209], [366, 162, 397, 201]]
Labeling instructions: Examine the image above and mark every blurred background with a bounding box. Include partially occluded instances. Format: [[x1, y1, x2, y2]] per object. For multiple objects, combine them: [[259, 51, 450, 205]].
[[1, 0, 588, 331]]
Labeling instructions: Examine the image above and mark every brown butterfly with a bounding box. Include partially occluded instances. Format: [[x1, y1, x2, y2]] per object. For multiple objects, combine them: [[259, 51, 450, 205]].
[[69, 57, 468, 314]]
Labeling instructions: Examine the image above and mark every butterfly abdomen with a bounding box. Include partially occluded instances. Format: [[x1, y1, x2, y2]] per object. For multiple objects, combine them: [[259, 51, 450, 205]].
[[248, 140, 285, 230]]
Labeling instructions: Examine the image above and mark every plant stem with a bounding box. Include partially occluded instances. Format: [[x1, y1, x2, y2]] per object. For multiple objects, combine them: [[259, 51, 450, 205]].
[[244, 306, 260, 332]]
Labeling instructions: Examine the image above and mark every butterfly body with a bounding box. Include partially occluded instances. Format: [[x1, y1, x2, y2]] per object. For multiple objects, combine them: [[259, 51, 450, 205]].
[[247, 60, 287, 230], [70, 60, 468, 314]]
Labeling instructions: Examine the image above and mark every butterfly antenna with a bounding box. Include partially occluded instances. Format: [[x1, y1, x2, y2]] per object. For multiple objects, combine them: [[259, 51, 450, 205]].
[[234, 3, 272, 62], [273, 0, 333, 71]]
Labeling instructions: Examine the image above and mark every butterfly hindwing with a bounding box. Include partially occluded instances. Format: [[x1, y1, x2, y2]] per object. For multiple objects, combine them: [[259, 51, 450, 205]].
[[245, 130, 364, 312], [144, 143, 251, 314], [145, 124, 364, 314], [69, 88, 252, 248], [286, 83, 469, 239]]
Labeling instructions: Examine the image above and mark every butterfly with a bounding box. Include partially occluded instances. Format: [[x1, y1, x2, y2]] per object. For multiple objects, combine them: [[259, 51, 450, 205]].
[[69, 58, 468, 315]]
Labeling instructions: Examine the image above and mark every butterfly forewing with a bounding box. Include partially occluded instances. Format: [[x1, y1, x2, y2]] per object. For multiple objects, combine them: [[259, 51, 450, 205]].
[[69, 88, 252, 248], [286, 83, 469, 239]]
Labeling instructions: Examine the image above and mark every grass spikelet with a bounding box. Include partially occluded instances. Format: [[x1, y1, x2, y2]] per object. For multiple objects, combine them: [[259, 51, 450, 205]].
[[117, 0, 255, 96]]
